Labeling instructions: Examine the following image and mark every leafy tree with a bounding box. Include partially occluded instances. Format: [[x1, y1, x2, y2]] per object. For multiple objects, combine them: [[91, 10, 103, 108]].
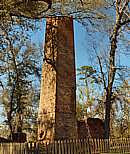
[[1, 0, 129, 140], [77, 1, 129, 139], [101, 0, 130, 139], [0, 0, 50, 19], [76, 66, 129, 138], [112, 80, 130, 138], [80, 0, 129, 138], [76, 65, 103, 119], [0, 42, 42, 139], [0, 0, 42, 140], [0, 0, 107, 19]]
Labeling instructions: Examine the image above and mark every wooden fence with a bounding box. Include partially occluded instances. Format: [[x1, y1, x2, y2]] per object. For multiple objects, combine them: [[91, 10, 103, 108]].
[[0, 138, 130, 154]]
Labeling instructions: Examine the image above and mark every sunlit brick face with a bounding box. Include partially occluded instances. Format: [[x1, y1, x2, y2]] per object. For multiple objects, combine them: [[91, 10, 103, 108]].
[[38, 17, 77, 141]]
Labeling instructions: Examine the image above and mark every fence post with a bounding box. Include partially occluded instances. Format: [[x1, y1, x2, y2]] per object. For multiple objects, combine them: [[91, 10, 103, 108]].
[[0, 138, 130, 154], [88, 138, 91, 154]]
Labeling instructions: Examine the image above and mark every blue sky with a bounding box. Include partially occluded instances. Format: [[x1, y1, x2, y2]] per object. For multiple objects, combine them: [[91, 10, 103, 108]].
[[0, 20, 94, 123], [31, 19, 130, 69], [0, 18, 129, 123], [30, 19, 100, 68]]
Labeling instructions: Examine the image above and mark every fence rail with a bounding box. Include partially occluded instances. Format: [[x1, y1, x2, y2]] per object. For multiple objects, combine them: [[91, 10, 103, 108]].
[[0, 138, 130, 154]]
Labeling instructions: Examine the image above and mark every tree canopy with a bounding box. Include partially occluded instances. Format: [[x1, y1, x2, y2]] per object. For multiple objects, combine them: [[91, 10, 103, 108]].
[[0, 0, 129, 140]]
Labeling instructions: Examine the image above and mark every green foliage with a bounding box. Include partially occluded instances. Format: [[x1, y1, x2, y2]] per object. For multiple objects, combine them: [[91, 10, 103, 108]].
[[0, 42, 42, 141], [0, 1, 42, 139], [0, 0, 49, 19], [76, 101, 87, 120], [110, 80, 130, 138], [76, 65, 130, 137], [76, 65, 103, 119], [77, 65, 102, 85], [0, 0, 107, 17]]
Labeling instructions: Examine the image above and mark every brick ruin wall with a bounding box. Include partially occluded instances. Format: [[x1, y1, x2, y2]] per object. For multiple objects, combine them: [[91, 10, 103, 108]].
[[77, 118, 105, 139], [38, 17, 104, 141], [38, 17, 77, 141]]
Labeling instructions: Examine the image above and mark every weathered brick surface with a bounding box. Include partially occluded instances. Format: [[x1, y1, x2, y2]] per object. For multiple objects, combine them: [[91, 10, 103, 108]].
[[38, 17, 77, 141], [87, 118, 105, 138], [77, 120, 89, 139], [77, 118, 105, 139]]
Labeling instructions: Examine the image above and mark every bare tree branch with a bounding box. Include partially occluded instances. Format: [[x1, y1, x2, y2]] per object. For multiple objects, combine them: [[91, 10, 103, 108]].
[[97, 56, 107, 90]]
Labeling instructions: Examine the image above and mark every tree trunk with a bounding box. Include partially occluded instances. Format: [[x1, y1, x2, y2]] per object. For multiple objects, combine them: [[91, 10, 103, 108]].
[[104, 28, 118, 139], [104, 90, 112, 138], [104, 0, 129, 138]]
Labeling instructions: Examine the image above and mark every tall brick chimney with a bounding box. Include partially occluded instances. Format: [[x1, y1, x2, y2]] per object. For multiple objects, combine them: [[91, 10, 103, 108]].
[[38, 17, 77, 141]]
